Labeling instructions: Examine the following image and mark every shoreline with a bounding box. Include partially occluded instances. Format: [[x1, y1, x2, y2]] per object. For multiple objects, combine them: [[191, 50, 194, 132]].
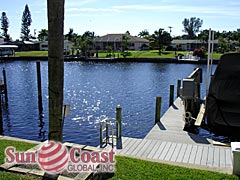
[[0, 56, 219, 64]]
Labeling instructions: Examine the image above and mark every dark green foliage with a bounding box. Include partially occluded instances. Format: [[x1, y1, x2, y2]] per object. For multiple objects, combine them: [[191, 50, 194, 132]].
[[193, 48, 206, 58], [182, 17, 203, 39], [1, 12, 10, 41], [38, 29, 48, 41], [21, 4, 32, 41]]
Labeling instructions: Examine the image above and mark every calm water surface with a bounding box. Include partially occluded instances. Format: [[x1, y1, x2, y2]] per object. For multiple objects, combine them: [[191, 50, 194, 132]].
[[0, 61, 215, 146]]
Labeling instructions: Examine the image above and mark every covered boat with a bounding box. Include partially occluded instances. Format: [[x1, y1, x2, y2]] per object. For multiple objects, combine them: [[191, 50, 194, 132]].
[[206, 53, 240, 137]]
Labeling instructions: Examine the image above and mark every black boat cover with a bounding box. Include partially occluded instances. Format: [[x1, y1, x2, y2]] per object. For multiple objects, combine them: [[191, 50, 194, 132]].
[[206, 53, 240, 136]]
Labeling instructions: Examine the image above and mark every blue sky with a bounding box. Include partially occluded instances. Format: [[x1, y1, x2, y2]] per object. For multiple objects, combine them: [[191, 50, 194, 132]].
[[1, 0, 240, 40]]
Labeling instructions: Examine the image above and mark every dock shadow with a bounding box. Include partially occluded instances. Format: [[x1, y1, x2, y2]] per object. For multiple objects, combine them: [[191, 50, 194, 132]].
[[187, 132, 211, 144], [171, 103, 179, 110], [156, 122, 166, 130]]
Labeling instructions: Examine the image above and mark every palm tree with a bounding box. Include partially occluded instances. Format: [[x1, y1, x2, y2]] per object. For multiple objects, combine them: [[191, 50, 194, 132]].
[[47, 0, 65, 142], [138, 30, 149, 38], [38, 29, 48, 41]]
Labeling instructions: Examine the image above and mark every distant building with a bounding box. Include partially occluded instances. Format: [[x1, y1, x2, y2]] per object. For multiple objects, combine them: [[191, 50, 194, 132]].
[[0, 38, 4, 45], [94, 34, 150, 51], [171, 39, 219, 51], [39, 40, 73, 54]]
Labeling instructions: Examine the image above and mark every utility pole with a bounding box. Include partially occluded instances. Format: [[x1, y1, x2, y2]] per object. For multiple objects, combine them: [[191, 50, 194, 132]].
[[168, 26, 173, 34]]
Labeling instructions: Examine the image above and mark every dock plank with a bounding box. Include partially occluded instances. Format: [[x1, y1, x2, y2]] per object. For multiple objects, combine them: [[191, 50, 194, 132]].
[[170, 143, 182, 162], [153, 141, 167, 159], [122, 139, 142, 156], [135, 140, 153, 157], [213, 147, 220, 167], [188, 145, 198, 164], [225, 148, 233, 168], [140, 140, 156, 158], [164, 143, 177, 161], [130, 139, 148, 157], [119, 138, 140, 155], [159, 142, 172, 160], [200, 146, 209, 165], [176, 144, 187, 163], [182, 144, 192, 163], [194, 146, 203, 165], [147, 141, 162, 159], [220, 148, 226, 167], [206, 146, 214, 166]]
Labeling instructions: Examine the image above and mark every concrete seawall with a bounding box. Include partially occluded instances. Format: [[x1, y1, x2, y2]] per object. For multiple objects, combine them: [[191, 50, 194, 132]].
[[0, 56, 219, 64]]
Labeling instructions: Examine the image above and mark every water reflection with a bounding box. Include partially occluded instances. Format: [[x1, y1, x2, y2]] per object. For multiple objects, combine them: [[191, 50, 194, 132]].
[[38, 113, 46, 142]]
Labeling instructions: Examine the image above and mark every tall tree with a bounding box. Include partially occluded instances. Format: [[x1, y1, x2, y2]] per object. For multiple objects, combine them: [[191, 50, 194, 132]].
[[138, 30, 149, 38], [65, 28, 74, 41], [21, 4, 32, 41], [48, 0, 65, 142], [182, 17, 203, 39], [38, 29, 48, 41], [1, 12, 10, 41]]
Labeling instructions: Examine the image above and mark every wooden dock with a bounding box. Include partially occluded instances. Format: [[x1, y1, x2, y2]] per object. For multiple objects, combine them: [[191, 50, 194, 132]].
[[116, 98, 233, 174]]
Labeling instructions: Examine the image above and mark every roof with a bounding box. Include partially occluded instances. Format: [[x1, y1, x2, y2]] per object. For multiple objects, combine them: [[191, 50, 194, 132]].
[[95, 34, 149, 43], [172, 39, 219, 44], [0, 45, 18, 49]]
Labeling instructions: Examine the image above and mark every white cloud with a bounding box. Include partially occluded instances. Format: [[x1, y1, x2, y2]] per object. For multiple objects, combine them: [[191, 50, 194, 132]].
[[66, 7, 121, 13], [111, 4, 240, 17]]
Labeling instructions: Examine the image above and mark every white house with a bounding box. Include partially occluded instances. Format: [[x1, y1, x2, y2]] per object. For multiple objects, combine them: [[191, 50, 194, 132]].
[[39, 40, 73, 53], [171, 39, 219, 51], [94, 34, 149, 51]]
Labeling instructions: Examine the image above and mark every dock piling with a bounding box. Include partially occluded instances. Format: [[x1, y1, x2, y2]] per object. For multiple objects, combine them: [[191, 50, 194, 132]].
[[2, 68, 8, 104], [169, 84, 174, 107], [116, 105, 122, 139], [177, 80, 181, 97], [36, 61, 43, 113], [155, 96, 162, 124], [0, 95, 3, 135]]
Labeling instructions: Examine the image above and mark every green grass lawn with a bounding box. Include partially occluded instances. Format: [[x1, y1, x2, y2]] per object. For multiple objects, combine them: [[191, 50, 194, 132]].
[[111, 156, 239, 180], [15, 51, 48, 56], [0, 139, 239, 180], [14, 50, 226, 60], [0, 139, 39, 180]]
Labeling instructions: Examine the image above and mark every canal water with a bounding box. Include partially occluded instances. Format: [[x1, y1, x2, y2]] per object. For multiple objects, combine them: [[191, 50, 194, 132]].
[[0, 61, 215, 146]]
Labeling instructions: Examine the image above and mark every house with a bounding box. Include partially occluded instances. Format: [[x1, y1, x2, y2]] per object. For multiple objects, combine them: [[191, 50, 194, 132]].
[[171, 39, 219, 51], [7, 40, 40, 51], [39, 40, 73, 54], [94, 34, 150, 51]]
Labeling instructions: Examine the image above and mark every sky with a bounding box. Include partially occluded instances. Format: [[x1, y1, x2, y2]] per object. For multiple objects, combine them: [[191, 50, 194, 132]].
[[1, 0, 240, 40]]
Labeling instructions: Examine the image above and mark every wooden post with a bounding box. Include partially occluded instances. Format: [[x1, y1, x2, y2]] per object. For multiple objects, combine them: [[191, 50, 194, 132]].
[[106, 118, 109, 144], [177, 79, 181, 97], [155, 96, 162, 124], [0, 96, 3, 135], [169, 84, 174, 107], [2, 68, 8, 104], [100, 122, 103, 148], [116, 105, 122, 139], [36, 61, 43, 113]]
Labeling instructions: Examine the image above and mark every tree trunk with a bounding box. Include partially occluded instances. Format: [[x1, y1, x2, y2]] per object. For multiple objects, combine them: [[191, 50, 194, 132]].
[[48, 0, 65, 142]]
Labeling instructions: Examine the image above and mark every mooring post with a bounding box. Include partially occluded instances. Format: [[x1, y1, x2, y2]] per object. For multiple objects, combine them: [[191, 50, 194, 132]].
[[2, 68, 8, 104], [177, 79, 181, 97], [155, 96, 162, 124], [0, 96, 3, 135], [36, 61, 43, 113], [116, 105, 122, 139], [100, 122, 103, 148], [169, 84, 174, 107]]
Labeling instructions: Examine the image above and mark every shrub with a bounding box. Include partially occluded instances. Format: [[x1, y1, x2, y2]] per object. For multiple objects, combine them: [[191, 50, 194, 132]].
[[192, 48, 206, 58]]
